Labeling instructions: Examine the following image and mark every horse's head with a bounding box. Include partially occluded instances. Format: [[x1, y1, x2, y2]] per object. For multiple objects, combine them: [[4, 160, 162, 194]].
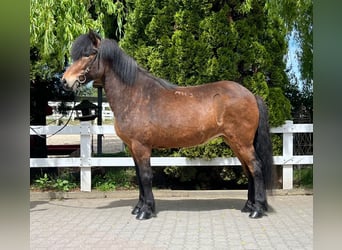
[[61, 30, 102, 91]]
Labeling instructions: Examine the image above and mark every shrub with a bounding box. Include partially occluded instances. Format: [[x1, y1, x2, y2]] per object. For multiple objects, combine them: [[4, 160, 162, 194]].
[[92, 168, 136, 191], [32, 172, 78, 192]]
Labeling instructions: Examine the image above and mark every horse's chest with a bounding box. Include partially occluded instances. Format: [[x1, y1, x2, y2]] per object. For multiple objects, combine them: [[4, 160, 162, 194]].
[[114, 116, 150, 138]]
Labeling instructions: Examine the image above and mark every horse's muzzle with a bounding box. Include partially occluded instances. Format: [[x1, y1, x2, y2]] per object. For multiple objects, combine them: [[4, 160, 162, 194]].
[[60, 78, 75, 92], [60, 78, 68, 90]]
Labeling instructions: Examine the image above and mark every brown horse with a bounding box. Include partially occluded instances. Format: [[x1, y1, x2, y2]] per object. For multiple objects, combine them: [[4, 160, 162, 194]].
[[62, 31, 274, 219]]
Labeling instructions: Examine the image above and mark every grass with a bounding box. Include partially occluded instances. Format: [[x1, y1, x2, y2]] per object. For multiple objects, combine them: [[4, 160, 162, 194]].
[[293, 166, 313, 189]]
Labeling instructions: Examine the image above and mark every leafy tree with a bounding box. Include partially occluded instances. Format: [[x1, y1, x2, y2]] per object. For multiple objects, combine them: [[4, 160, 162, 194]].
[[30, 0, 125, 81], [266, 0, 313, 85], [266, 0, 313, 120]]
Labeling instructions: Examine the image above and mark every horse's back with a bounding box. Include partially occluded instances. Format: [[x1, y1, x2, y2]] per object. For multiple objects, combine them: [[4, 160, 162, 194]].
[[201, 80, 254, 97]]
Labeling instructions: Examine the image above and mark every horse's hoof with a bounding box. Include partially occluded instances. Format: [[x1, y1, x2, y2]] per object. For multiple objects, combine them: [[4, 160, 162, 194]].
[[136, 210, 154, 220], [241, 205, 253, 213], [249, 210, 264, 219], [131, 206, 140, 215], [241, 201, 254, 213]]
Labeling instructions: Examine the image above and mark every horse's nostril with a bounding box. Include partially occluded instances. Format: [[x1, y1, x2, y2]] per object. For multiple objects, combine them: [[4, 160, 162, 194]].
[[61, 78, 66, 85]]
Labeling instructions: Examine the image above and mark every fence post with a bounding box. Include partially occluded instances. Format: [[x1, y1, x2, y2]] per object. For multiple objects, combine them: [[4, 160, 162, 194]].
[[282, 120, 293, 189], [80, 121, 92, 192]]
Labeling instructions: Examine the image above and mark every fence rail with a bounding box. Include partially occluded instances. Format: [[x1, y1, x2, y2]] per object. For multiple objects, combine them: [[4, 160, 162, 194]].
[[30, 120, 313, 191]]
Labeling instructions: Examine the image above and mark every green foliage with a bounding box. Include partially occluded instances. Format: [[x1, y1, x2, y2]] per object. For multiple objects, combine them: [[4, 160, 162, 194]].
[[293, 166, 313, 188], [175, 137, 234, 160], [92, 168, 136, 191], [30, 0, 125, 80], [285, 72, 313, 120], [33, 173, 77, 192], [271, 134, 283, 156], [93, 180, 116, 192], [52, 179, 76, 192], [220, 167, 248, 185], [34, 173, 51, 191], [164, 166, 197, 183], [266, 0, 313, 88], [268, 87, 292, 127]]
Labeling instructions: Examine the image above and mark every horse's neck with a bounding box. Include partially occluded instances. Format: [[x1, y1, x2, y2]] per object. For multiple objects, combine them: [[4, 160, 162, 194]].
[[103, 77, 123, 116], [103, 70, 141, 118]]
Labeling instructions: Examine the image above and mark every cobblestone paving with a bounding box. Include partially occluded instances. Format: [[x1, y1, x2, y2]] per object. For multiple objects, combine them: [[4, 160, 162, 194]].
[[30, 194, 312, 249]]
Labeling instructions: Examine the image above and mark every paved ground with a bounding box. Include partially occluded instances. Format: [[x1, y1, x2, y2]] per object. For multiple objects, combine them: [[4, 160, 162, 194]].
[[47, 134, 124, 154], [30, 191, 312, 249]]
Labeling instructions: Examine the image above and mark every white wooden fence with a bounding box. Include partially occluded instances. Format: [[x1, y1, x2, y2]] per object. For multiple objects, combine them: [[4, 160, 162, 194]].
[[30, 120, 313, 192]]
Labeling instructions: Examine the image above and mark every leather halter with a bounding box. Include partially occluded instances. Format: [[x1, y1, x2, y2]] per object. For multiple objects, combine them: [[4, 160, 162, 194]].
[[77, 50, 98, 85]]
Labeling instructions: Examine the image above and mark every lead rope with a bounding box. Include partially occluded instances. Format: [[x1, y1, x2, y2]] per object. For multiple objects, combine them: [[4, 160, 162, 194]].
[[30, 100, 76, 139]]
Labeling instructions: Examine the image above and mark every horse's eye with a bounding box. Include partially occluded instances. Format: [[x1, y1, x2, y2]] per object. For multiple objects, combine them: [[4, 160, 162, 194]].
[[83, 49, 97, 57]]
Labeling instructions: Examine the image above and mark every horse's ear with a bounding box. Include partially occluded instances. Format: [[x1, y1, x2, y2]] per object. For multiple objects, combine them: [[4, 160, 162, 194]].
[[88, 30, 101, 48]]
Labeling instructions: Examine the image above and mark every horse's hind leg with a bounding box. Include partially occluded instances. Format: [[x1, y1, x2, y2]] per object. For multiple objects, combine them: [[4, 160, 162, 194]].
[[240, 163, 269, 214], [130, 142, 155, 220], [223, 138, 267, 218], [248, 156, 268, 218], [241, 170, 255, 213], [241, 149, 267, 218]]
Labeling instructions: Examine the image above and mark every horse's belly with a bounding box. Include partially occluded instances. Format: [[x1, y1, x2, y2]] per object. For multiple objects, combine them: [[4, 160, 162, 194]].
[[150, 125, 220, 149]]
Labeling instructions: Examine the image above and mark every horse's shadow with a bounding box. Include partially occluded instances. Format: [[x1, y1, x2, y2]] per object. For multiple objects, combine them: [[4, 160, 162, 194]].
[[96, 198, 275, 214], [30, 200, 50, 212]]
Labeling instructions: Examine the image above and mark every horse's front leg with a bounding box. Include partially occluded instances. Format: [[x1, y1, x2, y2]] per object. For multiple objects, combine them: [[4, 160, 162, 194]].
[[131, 144, 155, 220], [131, 160, 144, 215], [136, 158, 155, 220]]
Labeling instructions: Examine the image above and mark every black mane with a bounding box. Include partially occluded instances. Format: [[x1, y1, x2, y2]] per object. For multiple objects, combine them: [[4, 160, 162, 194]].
[[71, 34, 176, 89], [71, 33, 101, 61], [99, 39, 176, 89], [99, 39, 138, 86]]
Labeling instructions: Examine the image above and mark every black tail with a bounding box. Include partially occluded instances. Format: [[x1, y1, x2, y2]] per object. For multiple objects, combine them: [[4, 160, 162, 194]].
[[254, 96, 274, 190]]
